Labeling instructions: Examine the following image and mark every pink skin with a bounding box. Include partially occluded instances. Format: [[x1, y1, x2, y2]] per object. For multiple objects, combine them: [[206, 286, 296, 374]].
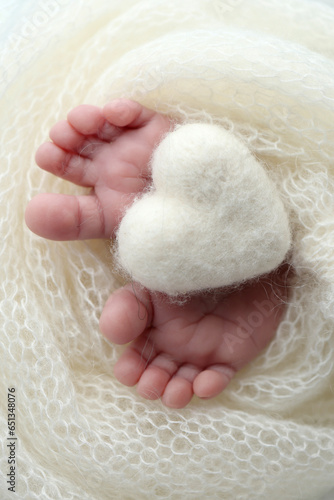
[[25, 99, 290, 409]]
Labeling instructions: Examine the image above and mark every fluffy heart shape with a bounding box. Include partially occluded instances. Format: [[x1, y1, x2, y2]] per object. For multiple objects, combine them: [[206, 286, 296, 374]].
[[115, 123, 291, 295]]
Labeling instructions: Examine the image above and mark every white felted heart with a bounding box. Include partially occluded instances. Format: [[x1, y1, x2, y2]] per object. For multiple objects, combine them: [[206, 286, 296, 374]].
[[116, 123, 291, 295]]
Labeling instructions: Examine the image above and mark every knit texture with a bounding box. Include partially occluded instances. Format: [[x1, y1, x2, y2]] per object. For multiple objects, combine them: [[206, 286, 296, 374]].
[[1, 0, 334, 499]]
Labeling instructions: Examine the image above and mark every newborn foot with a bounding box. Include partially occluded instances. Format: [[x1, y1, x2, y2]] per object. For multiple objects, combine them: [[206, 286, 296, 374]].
[[25, 99, 171, 240], [25, 99, 291, 408], [100, 264, 290, 408]]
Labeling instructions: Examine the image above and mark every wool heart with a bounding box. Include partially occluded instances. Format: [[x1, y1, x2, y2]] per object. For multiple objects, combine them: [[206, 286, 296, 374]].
[[115, 123, 291, 295]]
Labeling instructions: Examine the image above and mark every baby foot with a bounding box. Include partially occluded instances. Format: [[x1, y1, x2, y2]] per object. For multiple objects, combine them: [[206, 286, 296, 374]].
[[100, 264, 290, 408], [26, 99, 291, 408], [25, 99, 171, 240]]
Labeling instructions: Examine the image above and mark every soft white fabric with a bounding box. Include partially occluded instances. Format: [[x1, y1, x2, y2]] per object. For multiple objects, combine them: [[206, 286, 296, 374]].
[[1, 0, 334, 499], [116, 123, 291, 294]]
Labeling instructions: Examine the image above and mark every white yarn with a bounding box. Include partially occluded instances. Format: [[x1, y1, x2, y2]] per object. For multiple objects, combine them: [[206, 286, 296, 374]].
[[1, 0, 334, 499], [116, 123, 291, 294]]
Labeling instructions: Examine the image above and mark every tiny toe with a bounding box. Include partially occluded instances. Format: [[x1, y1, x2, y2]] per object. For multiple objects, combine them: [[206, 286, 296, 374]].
[[161, 364, 200, 408], [49, 120, 84, 152], [113, 333, 159, 387], [67, 104, 121, 143], [162, 377, 194, 409], [193, 365, 235, 400], [103, 99, 155, 128], [137, 366, 171, 400], [35, 142, 96, 186], [113, 347, 148, 387], [137, 354, 179, 400], [67, 104, 105, 135]]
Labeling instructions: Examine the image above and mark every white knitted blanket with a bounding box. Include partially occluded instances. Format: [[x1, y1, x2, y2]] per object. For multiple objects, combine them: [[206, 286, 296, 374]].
[[1, 0, 334, 498]]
